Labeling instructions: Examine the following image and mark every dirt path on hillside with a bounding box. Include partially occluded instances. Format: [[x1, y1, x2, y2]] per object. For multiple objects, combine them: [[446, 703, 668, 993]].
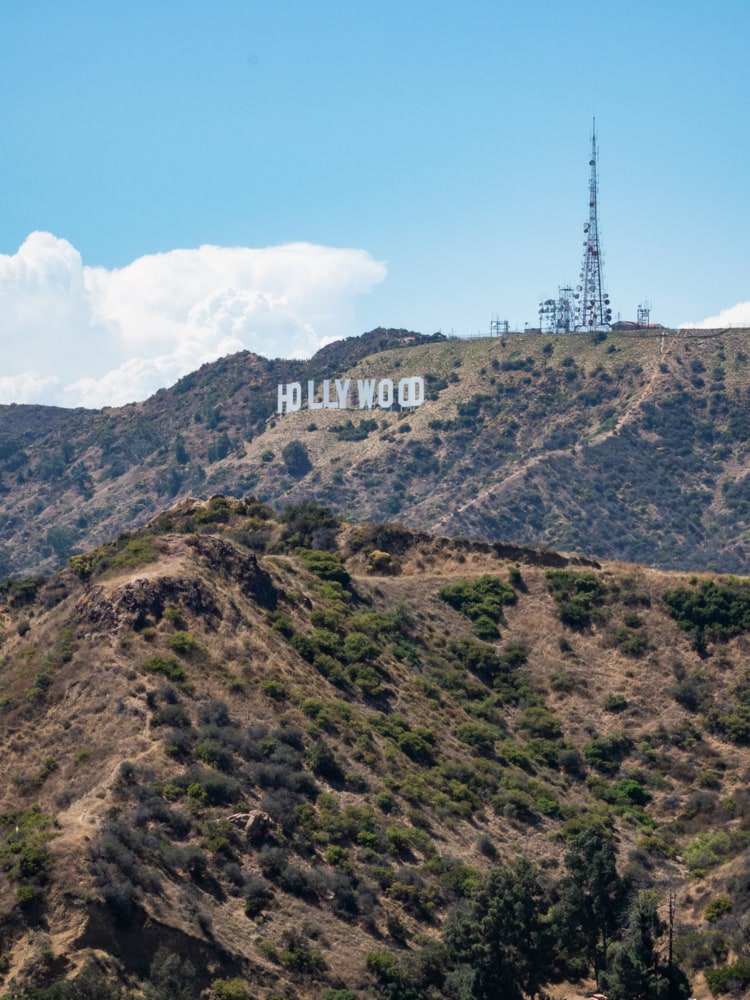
[[434, 336, 677, 532]]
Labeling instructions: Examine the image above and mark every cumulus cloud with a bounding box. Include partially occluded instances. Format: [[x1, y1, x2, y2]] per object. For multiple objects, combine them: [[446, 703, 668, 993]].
[[681, 301, 750, 330], [0, 233, 386, 408]]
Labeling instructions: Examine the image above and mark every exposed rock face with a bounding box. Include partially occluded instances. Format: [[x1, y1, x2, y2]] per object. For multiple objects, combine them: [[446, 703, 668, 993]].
[[185, 536, 278, 609], [227, 810, 275, 842], [72, 534, 277, 635], [75, 577, 223, 634]]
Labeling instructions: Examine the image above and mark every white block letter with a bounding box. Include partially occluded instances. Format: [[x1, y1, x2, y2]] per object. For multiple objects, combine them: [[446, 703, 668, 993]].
[[308, 381, 322, 410], [323, 380, 337, 408], [358, 379, 377, 409], [398, 376, 425, 408], [277, 382, 302, 414], [335, 379, 351, 409], [378, 379, 394, 409]]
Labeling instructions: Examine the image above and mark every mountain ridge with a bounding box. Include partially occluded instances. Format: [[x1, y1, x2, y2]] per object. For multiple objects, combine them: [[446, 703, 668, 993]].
[[2, 325, 750, 579]]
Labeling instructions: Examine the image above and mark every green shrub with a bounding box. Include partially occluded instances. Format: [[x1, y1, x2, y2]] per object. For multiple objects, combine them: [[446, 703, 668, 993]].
[[518, 706, 562, 739], [343, 631, 379, 663], [168, 631, 202, 656], [673, 671, 709, 712], [270, 612, 295, 638], [705, 896, 732, 923], [456, 721, 501, 754], [447, 638, 532, 704], [702, 671, 750, 743], [472, 614, 500, 640], [674, 928, 728, 971], [277, 931, 325, 972], [684, 830, 734, 873], [385, 825, 420, 854], [244, 876, 273, 918], [535, 793, 562, 817], [550, 670, 577, 693], [307, 627, 340, 658], [0, 576, 40, 605], [704, 960, 750, 996], [375, 789, 396, 813], [212, 978, 252, 1000], [282, 439, 312, 478], [260, 679, 288, 701], [558, 600, 592, 629], [349, 663, 386, 699], [603, 693, 628, 712], [546, 569, 610, 629], [606, 776, 651, 806], [439, 575, 516, 636], [179, 767, 242, 806], [310, 607, 344, 631], [396, 728, 436, 765], [365, 949, 401, 981], [0, 806, 56, 895], [195, 739, 233, 772], [15, 883, 42, 909], [697, 768, 722, 789], [614, 628, 648, 657], [280, 500, 339, 550], [583, 733, 631, 774], [298, 549, 351, 587], [162, 605, 185, 628], [142, 655, 186, 683], [306, 738, 345, 783], [663, 578, 750, 650]]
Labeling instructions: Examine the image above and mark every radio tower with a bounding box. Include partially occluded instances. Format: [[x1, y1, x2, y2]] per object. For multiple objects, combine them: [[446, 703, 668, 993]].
[[574, 119, 612, 331]]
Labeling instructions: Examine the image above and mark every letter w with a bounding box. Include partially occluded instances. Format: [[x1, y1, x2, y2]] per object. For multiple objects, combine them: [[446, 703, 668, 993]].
[[357, 379, 377, 409]]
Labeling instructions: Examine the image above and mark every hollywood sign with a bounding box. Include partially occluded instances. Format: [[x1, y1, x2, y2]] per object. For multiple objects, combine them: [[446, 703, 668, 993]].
[[277, 376, 425, 414]]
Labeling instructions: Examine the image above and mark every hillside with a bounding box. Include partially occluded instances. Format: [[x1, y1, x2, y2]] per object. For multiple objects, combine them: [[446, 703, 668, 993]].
[[3, 499, 750, 997], [2, 326, 750, 578]]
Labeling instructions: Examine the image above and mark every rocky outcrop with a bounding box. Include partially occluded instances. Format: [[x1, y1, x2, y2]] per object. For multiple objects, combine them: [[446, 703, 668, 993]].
[[75, 576, 222, 634], [185, 536, 278, 610], [227, 810, 275, 842]]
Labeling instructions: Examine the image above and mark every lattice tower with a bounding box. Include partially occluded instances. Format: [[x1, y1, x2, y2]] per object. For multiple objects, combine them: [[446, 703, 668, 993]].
[[574, 119, 612, 331]]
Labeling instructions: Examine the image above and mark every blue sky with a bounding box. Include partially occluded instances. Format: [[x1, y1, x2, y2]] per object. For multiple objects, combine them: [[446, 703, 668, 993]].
[[1, 0, 748, 406]]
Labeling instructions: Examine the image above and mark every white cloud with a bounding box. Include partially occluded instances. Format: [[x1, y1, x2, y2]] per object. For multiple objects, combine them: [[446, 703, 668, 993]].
[[0, 371, 61, 405], [0, 233, 386, 408], [681, 301, 750, 329]]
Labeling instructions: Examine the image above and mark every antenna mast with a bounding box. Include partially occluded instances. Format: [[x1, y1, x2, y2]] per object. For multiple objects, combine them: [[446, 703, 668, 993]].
[[574, 119, 612, 331]]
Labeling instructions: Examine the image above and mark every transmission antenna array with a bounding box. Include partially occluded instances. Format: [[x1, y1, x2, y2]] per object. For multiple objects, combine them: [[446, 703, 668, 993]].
[[573, 119, 612, 331]]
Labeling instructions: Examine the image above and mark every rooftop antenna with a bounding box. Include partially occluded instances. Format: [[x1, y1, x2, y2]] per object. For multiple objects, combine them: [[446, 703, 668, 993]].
[[574, 118, 612, 331]]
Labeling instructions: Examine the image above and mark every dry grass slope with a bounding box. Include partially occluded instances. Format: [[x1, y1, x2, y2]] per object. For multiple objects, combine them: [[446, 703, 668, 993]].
[[2, 499, 750, 996]]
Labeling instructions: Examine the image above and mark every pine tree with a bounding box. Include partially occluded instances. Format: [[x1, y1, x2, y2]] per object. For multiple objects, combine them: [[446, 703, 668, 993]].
[[553, 827, 628, 983], [603, 890, 691, 1000], [443, 858, 552, 1000]]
